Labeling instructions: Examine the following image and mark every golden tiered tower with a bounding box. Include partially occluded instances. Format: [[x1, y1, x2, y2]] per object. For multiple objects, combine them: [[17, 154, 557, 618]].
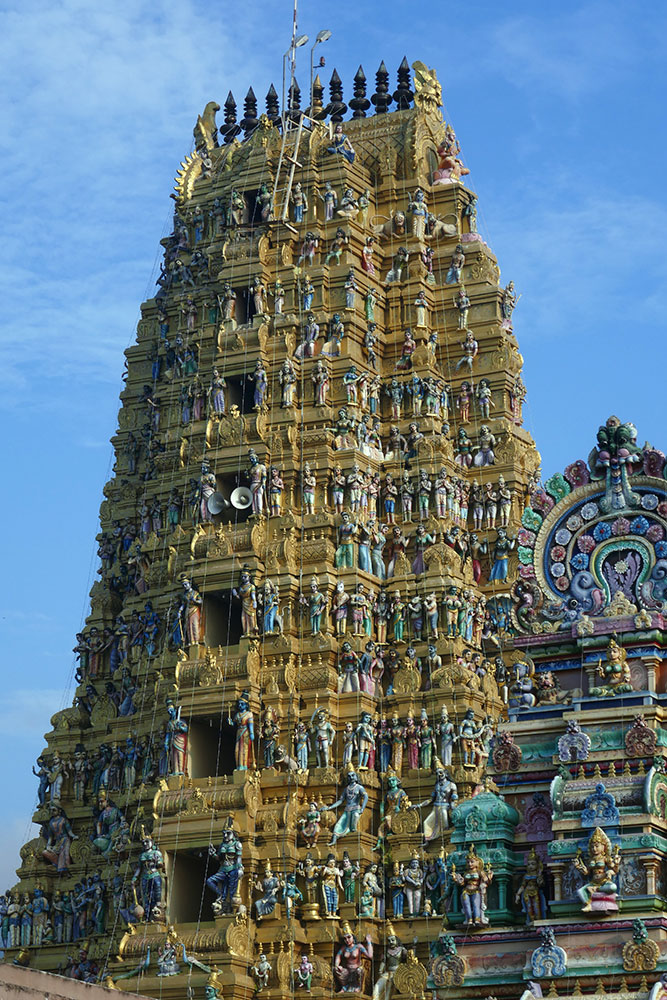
[[8, 59, 542, 994]]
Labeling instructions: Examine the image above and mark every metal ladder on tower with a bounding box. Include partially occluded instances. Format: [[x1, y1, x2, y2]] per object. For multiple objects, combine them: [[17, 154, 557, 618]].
[[271, 114, 331, 233], [271, 113, 306, 234]]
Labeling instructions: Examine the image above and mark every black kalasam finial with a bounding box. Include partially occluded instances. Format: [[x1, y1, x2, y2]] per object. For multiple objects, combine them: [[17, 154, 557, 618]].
[[327, 68, 348, 122], [349, 65, 370, 118], [393, 56, 414, 110], [371, 60, 393, 114], [241, 87, 259, 137], [265, 84, 280, 126], [221, 91, 241, 142], [287, 77, 301, 125]]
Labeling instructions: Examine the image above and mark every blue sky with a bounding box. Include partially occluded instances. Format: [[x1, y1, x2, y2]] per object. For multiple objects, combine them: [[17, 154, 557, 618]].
[[1, 0, 665, 888]]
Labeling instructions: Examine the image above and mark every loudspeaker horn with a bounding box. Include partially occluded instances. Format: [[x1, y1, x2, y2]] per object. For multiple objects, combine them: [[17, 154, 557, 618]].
[[207, 492, 230, 515], [230, 487, 253, 510]]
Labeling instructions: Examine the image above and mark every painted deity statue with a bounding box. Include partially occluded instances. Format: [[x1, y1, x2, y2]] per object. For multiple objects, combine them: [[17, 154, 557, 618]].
[[574, 827, 621, 913], [334, 922, 373, 994], [590, 637, 634, 697], [451, 845, 493, 927], [414, 766, 459, 845], [233, 566, 258, 635], [132, 835, 165, 921], [164, 699, 188, 776], [231, 692, 255, 770], [329, 768, 369, 845], [515, 847, 547, 924], [206, 821, 244, 914]]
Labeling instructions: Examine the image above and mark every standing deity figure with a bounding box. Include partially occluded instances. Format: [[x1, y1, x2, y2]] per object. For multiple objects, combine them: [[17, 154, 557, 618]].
[[339, 641, 361, 692], [321, 180, 338, 220], [498, 475, 513, 527], [320, 852, 344, 917], [408, 187, 428, 238], [198, 460, 217, 524], [445, 244, 465, 284], [220, 283, 236, 321], [293, 723, 311, 771], [489, 528, 516, 582], [334, 922, 372, 994], [268, 467, 284, 517], [344, 270, 357, 309], [332, 581, 350, 636], [206, 821, 243, 915], [515, 847, 547, 924], [311, 706, 336, 768], [256, 183, 272, 222], [247, 448, 267, 515], [574, 827, 621, 912], [329, 768, 369, 845], [164, 699, 188, 776], [414, 289, 428, 327], [508, 374, 527, 424], [501, 280, 519, 329], [476, 378, 494, 419], [261, 707, 280, 768], [353, 187, 369, 225], [291, 181, 309, 223], [458, 708, 486, 766], [301, 575, 327, 635], [403, 852, 424, 917], [365, 287, 378, 323], [414, 766, 459, 845], [233, 565, 258, 635], [356, 712, 376, 770], [312, 359, 330, 406], [178, 577, 204, 646], [249, 275, 267, 317], [249, 360, 268, 409], [229, 189, 245, 226], [271, 277, 286, 316], [230, 691, 254, 770], [261, 578, 281, 633], [132, 835, 165, 922], [302, 275, 315, 311], [437, 707, 455, 766], [279, 358, 297, 407], [451, 845, 493, 927], [301, 462, 317, 515], [454, 287, 470, 328], [361, 236, 375, 275], [335, 512, 357, 569]]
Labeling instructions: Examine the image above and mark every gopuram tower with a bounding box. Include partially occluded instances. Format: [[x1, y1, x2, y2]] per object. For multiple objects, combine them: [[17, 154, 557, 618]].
[[15, 54, 667, 1000]]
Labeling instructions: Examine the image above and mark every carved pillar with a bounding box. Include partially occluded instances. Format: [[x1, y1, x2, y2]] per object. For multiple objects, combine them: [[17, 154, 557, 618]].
[[641, 655, 660, 694], [551, 862, 565, 902], [644, 855, 660, 896]]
